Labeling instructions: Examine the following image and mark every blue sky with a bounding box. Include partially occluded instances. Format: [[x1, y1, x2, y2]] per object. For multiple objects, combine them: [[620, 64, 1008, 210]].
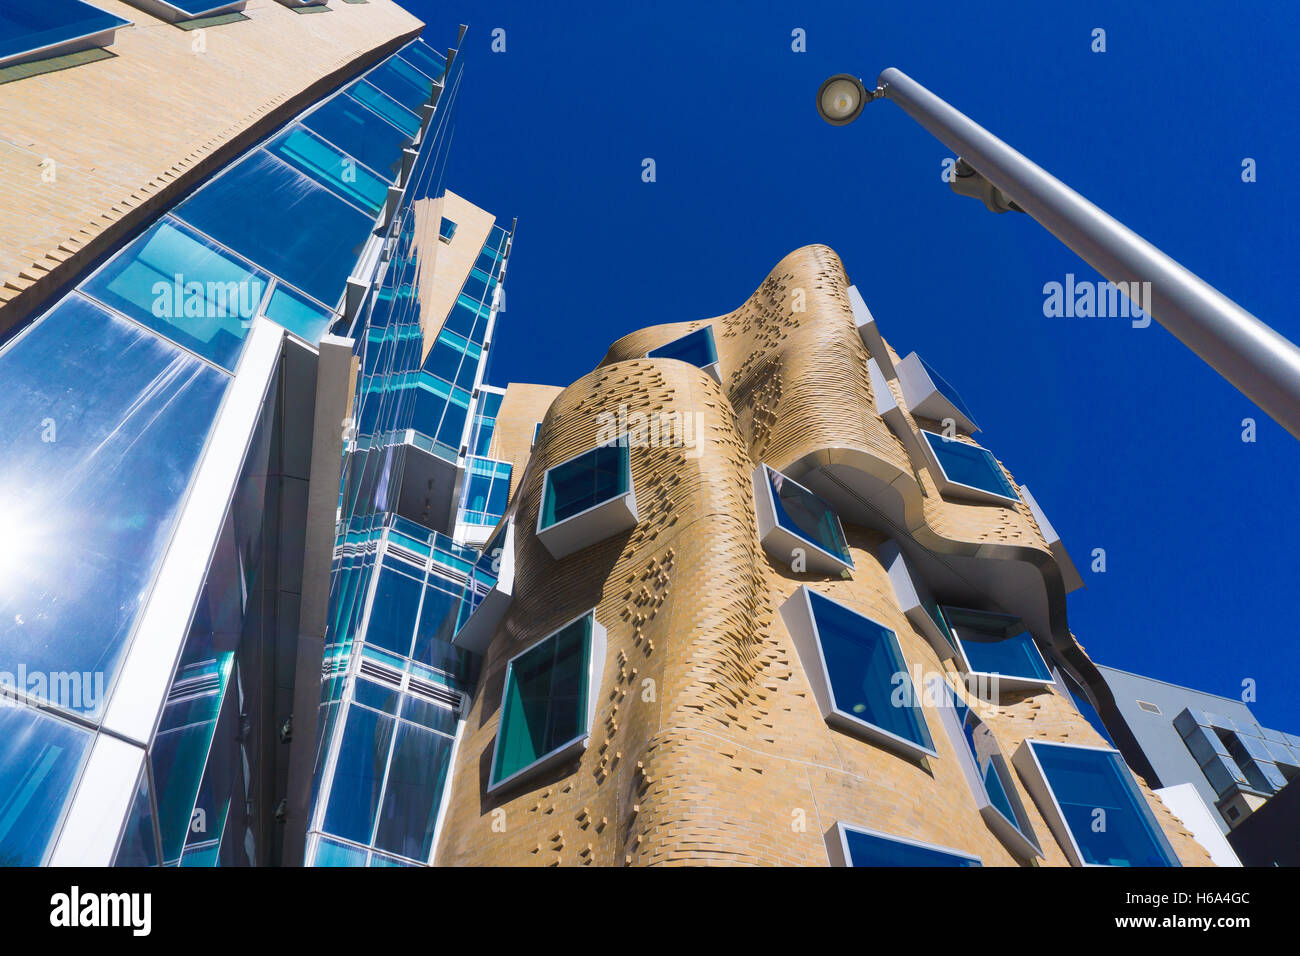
[[408, 0, 1300, 731]]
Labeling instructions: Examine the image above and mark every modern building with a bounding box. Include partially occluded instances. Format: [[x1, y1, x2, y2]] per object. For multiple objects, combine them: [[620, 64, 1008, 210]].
[[1093, 665, 1300, 835], [0, 2, 1245, 870], [0, 0, 490, 866]]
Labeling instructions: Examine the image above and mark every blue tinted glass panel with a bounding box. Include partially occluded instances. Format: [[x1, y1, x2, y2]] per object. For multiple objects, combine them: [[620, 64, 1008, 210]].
[[439, 217, 457, 241], [300, 93, 410, 181], [263, 283, 332, 344], [372, 722, 454, 861], [0, 297, 227, 717], [767, 468, 851, 564], [312, 837, 368, 867], [114, 770, 159, 867], [647, 325, 718, 368], [159, 0, 243, 14], [347, 82, 421, 137], [82, 217, 267, 370], [843, 828, 980, 867], [0, 0, 128, 65], [951, 693, 1020, 826], [807, 591, 933, 752], [175, 151, 376, 308], [923, 432, 1018, 500], [366, 56, 434, 113], [321, 705, 395, 845], [364, 565, 423, 657], [950, 615, 1052, 682], [266, 127, 388, 215], [540, 444, 631, 528], [1032, 742, 1179, 866], [0, 706, 92, 865], [918, 355, 978, 427], [399, 41, 446, 81]]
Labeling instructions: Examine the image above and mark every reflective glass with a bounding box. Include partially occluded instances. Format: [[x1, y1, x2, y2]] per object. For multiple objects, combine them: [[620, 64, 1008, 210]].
[[0, 706, 92, 866], [266, 126, 389, 215], [114, 771, 159, 867], [373, 721, 454, 861], [945, 609, 1052, 682], [347, 80, 421, 137], [807, 590, 933, 751], [918, 355, 978, 427], [363, 565, 423, 657], [492, 616, 592, 786], [540, 444, 630, 528], [1031, 742, 1179, 866], [0, 296, 227, 717], [843, 827, 980, 867], [174, 150, 376, 308], [647, 325, 718, 369], [398, 40, 446, 81], [0, 0, 128, 65], [767, 467, 851, 564], [923, 431, 1018, 501], [300, 92, 410, 181], [263, 282, 333, 345], [322, 705, 395, 845], [82, 217, 267, 370], [366, 55, 435, 113], [312, 837, 368, 867], [951, 693, 1019, 827]]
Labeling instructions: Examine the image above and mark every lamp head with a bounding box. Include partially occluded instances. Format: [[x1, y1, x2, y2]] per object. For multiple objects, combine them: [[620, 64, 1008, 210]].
[[816, 74, 871, 125]]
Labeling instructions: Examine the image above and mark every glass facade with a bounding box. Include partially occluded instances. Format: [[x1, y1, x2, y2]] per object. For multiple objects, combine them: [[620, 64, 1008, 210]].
[[1027, 742, 1179, 867], [765, 466, 852, 566], [840, 826, 981, 867], [806, 590, 934, 754], [922, 430, 1019, 501], [917, 355, 978, 427], [491, 614, 593, 789], [540, 444, 631, 529], [460, 457, 513, 527]]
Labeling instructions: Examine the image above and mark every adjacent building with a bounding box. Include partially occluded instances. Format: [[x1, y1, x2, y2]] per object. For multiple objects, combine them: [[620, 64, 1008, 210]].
[[0, 1, 1254, 869]]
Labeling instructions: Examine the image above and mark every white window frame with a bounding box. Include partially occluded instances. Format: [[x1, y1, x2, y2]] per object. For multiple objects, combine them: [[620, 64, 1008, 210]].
[[534, 440, 638, 560], [753, 463, 854, 575], [826, 821, 981, 867], [941, 605, 1056, 695], [780, 586, 936, 762], [486, 609, 607, 794], [918, 429, 1021, 506]]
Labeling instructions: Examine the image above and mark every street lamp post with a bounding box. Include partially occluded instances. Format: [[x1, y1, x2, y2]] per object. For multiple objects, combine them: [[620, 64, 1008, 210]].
[[818, 70, 1300, 440]]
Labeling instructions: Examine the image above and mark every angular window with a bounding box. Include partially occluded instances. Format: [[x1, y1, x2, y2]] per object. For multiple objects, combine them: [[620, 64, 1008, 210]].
[[82, 217, 268, 370], [262, 282, 333, 345], [647, 325, 720, 382], [754, 464, 853, 574], [941, 606, 1053, 692], [781, 587, 935, 760], [346, 80, 422, 138], [536, 442, 637, 559], [365, 55, 435, 114], [266, 126, 389, 215], [460, 457, 512, 527], [937, 682, 1041, 859], [897, 351, 979, 432], [398, 40, 447, 82], [0, 706, 93, 865], [531, 422, 542, 449], [299, 86, 411, 181], [1013, 740, 1180, 867], [119, 1, 244, 23], [921, 430, 1019, 504], [0, 0, 130, 69], [827, 823, 981, 867], [489, 612, 605, 791], [174, 150, 376, 309], [439, 217, 457, 243]]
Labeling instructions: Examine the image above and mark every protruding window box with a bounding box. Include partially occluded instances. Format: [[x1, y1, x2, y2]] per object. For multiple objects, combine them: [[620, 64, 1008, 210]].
[[120, 1, 246, 26], [0, 0, 132, 69], [646, 325, 721, 384], [1012, 740, 1180, 867], [936, 681, 1042, 860], [877, 538, 956, 661], [919, 430, 1021, 506], [452, 521, 514, 654], [781, 587, 936, 762], [487, 611, 606, 793], [753, 464, 853, 575], [826, 822, 981, 867], [536, 442, 637, 560], [897, 352, 979, 433], [941, 605, 1055, 695]]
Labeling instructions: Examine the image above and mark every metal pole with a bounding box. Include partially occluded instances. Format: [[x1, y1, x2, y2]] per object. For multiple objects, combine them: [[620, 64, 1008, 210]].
[[876, 67, 1300, 439]]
